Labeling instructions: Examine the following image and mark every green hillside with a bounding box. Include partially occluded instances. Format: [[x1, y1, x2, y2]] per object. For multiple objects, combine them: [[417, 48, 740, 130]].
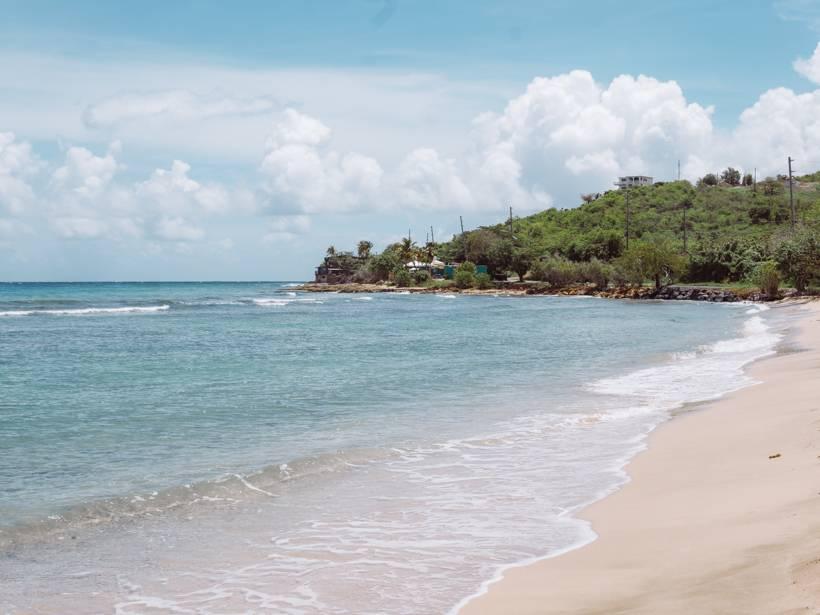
[[318, 174, 820, 292], [436, 176, 820, 287]]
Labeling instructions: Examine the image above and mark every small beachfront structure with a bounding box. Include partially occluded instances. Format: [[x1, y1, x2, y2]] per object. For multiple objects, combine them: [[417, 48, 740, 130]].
[[405, 259, 446, 278]]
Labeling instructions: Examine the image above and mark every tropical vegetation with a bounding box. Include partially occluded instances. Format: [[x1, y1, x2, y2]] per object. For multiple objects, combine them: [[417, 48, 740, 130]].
[[317, 170, 820, 292]]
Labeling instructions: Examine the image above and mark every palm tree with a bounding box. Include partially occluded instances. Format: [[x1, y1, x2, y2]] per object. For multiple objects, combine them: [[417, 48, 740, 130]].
[[399, 237, 417, 263], [325, 245, 338, 268], [422, 241, 437, 263], [357, 240, 373, 259]]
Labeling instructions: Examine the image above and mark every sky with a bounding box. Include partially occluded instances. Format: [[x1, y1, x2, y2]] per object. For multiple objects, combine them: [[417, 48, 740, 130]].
[[2, 0, 820, 281]]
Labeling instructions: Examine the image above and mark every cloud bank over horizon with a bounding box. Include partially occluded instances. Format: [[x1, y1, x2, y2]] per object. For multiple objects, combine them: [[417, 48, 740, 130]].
[[2, 43, 820, 277]]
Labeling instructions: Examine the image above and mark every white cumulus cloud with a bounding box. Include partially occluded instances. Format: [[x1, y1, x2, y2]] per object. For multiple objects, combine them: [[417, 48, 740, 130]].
[[794, 42, 820, 84], [468, 70, 714, 206], [727, 86, 820, 176], [394, 148, 473, 210], [0, 132, 39, 215], [260, 109, 383, 213], [52, 142, 121, 197]]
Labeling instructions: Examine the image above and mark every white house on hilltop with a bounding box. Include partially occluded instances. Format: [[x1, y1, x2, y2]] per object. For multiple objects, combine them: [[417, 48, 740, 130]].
[[615, 175, 653, 189]]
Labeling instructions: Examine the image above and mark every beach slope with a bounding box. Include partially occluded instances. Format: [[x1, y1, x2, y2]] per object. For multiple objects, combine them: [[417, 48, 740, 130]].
[[462, 302, 820, 615]]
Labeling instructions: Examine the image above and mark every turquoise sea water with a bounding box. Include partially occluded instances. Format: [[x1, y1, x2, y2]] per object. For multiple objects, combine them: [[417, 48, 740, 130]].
[[0, 283, 783, 614]]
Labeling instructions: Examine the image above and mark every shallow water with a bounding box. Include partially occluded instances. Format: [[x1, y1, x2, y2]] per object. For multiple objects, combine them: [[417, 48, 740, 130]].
[[0, 283, 783, 613]]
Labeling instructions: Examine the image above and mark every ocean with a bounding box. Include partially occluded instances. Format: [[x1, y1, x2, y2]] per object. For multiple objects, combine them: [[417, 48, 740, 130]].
[[0, 282, 784, 614]]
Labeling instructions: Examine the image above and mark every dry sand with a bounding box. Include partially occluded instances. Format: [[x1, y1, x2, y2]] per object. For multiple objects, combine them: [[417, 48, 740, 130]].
[[462, 301, 820, 615]]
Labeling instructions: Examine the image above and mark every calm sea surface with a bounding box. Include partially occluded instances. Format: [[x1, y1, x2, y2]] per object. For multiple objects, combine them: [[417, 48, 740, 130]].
[[0, 282, 783, 614]]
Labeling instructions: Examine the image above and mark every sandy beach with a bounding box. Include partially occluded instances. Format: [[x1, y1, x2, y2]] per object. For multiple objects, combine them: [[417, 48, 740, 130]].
[[462, 301, 820, 615]]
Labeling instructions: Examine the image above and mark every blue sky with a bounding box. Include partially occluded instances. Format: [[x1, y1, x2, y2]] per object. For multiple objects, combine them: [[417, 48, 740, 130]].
[[1, 0, 819, 280]]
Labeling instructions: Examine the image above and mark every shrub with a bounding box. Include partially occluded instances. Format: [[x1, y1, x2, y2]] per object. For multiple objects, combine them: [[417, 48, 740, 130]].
[[474, 272, 493, 289], [458, 261, 477, 275], [352, 268, 374, 284], [611, 266, 631, 287], [578, 258, 611, 288], [774, 229, 820, 292], [529, 255, 579, 288], [753, 261, 780, 298], [686, 238, 769, 283], [452, 261, 477, 289], [413, 270, 431, 285], [454, 269, 475, 289], [393, 268, 413, 288]]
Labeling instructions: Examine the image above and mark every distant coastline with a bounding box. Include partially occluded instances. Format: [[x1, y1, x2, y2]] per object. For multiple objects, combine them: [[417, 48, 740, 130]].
[[295, 281, 779, 302]]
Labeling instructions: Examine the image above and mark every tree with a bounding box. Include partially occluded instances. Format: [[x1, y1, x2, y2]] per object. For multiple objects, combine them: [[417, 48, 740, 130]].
[[580, 193, 596, 204], [774, 229, 820, 292], [398, 238, 418, 263], [615, 241, 687, 289], [464, 229, 497, 264], [485, 238, 513, 274], [699, 173, 718, 187], [742, 173, 754, 187], [510, 247, 534, 282], [721, 167, 742, 186], [326, 245, 337, 257], [356, 240, 373, 259], [368, 251, 400, 281], [421, 241, 437, 263]]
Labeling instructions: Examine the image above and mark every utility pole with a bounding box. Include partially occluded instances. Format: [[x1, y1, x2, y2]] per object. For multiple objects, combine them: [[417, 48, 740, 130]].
[[753, 167, 757, 192], [682, 200, 688, 253], [788, 156, 796, 231], [430, 225, 435, 244], [459, 215, 464, 235], [508, 206, 514, 239], [408, 228, 412, 243], [625, 189, 630, 250], [677, 159, 681, 181]]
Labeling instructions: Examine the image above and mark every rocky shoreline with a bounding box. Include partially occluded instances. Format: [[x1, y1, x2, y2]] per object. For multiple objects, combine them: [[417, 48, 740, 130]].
[[294, 282, 780, 302]]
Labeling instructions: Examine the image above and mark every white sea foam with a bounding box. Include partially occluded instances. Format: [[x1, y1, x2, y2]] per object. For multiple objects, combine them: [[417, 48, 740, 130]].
[[0, 305, 170, 317], [353, 296, 373, 301], [251, 296, 324, 307], [590, 310, 781, 414], [438, 294, 456, 299], [251, 298, 292, 307]]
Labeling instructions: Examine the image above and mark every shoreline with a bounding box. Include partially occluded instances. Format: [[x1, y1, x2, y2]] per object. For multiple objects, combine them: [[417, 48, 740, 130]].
[[295, 282, 782, 302], [459, 300, 820, 614]]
